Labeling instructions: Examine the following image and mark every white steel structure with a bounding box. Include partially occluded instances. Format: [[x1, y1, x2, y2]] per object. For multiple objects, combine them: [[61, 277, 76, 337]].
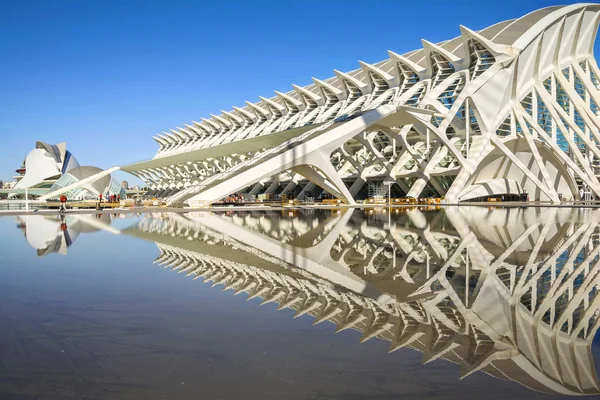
[[40, 4, 600, 205], [124, 207, 600, 395]]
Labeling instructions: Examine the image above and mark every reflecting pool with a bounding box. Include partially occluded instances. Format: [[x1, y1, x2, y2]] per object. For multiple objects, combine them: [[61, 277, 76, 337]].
[[0, 207, 598, 399]]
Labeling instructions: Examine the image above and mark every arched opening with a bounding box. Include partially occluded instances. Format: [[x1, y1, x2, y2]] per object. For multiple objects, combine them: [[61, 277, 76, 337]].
[[459, 137, 578, 202]]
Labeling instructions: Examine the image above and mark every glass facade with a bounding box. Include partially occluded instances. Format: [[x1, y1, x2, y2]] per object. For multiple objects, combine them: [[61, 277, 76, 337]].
[[49, 172, 125, 200]]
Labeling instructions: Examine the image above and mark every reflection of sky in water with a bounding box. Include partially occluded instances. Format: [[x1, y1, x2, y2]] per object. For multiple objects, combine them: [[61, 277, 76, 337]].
[[0, 207, 598, 400]]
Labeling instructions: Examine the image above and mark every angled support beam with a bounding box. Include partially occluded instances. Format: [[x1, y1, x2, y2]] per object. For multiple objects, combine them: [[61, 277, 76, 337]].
[[38, 166, 121, 201], [489, 135, 560, 202]]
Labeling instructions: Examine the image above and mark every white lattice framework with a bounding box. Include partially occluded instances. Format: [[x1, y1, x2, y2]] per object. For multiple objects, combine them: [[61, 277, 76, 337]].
[[125, 207, 600, 395], [38, 4, 600, 205]]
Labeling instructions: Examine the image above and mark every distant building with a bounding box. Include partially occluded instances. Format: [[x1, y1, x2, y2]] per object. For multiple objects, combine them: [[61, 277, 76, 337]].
[[2, 180, 16, 189], [4, 141, 123, 200], [12, 141, 80, 192], [121, 181, 129, 190]]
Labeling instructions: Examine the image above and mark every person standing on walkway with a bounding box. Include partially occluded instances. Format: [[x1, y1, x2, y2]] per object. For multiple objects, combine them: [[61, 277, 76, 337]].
[[59, 195, 67, 214]]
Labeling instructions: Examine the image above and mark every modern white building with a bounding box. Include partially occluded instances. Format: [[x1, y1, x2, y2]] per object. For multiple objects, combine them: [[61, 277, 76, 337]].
[[40, 4, 600, 205], [12, 141, 80, 193], [2, 180, 17, 189], [4, 141, 124, 200]]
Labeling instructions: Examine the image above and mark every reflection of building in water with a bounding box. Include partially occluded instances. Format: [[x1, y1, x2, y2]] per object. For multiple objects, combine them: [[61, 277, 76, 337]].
[[124, 208, 600, 395], [17, 214, 116, 256]]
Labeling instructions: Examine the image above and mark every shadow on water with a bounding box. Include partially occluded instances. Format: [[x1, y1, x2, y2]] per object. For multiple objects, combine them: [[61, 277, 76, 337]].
[[2, 206, 600, 399]]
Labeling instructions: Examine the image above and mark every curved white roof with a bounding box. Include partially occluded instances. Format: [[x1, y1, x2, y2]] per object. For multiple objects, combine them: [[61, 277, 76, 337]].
[[147, 3, 600, 157]]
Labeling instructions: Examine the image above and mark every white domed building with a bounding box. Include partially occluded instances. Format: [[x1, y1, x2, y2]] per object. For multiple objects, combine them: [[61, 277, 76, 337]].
[[6, 141, 124, 200], [12, 141, 80, 193]]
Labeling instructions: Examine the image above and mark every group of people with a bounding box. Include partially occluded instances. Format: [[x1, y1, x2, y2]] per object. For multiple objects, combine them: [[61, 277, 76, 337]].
[[99, 194, 121, 203], [224, 193, 244, 203]]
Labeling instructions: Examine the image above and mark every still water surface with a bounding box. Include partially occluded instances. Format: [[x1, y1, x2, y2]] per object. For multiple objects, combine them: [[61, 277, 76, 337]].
[[0, 207, 598, 399]]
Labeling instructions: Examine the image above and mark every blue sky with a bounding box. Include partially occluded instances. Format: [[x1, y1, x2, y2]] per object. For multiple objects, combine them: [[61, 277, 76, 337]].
[[0, 0, 596, 184]]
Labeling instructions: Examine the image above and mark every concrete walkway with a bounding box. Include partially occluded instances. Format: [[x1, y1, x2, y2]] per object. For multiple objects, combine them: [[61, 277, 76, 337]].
[[3, 201, 600, 217]]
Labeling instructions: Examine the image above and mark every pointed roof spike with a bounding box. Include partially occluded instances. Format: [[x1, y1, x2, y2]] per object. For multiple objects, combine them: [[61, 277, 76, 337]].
[[155, 133, 170, 145], [162, 132, 177, 143], [333, 69, 369, 92], [459, 25, 516, 57], [292, 84, 323, 105], [244, 101, 270, 118], [178, 127, 195, 140], [358, 60, 394, 81], [359, 60, 396, 86], [258, 96, 285, 112], [201, 117, 221, 131], [191, 120, 211, 134], [421, 39, 462, 63], [184, 123, 204, 137], [233, 105, 258, 122], [421, 39, 465, 82], [210, 114, 232, 129], [178, 130, 192, 143], [170, 129, 187, 142], [153, 135, 167, 145], [274, 90, 304, 111], [151, 136, 165, 147], [176, 129, 192, 142], [220, 110, 243, 126], [387, 50, 427, 73], [311, 77, 344, 98], [198, 122, 216, 135]]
